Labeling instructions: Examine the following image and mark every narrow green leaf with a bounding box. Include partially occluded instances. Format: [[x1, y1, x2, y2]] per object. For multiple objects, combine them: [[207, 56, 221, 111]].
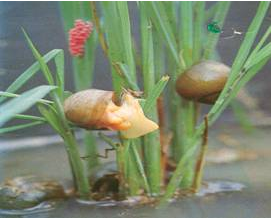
[[142, 2, 180, 66], [22, 29, 55, 85], [218, 2, 270, 100], [54, 49, 65, 100], [14, 114, 46, 122], [131, 144, 151, 194], [116, 2, 137, 80], [37, 104, 62, 135], [115, 62, 139, 91], [0, 49, 61, 104], [245, 42, 271, 70], [0, 85, 56, 127], [143, 75, 169, 114], [245, 26, 271, 67], [0, 91, 53, 105], [101, 2, 126, 96], [0, 121, 45, 134]]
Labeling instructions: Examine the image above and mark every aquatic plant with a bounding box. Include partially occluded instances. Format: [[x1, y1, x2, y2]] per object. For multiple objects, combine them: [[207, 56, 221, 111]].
[[0, 2, 270, 205]]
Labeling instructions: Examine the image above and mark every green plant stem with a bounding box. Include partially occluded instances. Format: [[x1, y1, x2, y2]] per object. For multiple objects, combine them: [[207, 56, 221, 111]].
[[179, 1, 193, 66], [100, 2, 126, 98], [179, 100, 195, 188], [203, 2, 230, 59], [161, 2, 270, 203], [193, 2, 205, 62], [61, 130, 90, 199], [192, 116, 208, 192], [127, 144, 141, 196], [23, 30, 91, 199], [162, 59, 267, 201], [73, 57, 90, 90], [140, 4, 161, 195], [131, 143, 151, 194], [60, 2, 99, 175], [50, 92, 90, 199], [84, 131, 99, 176], [143, 2, 180, 67], [116, 141, 128, 196], [160, 138, 198, 204]]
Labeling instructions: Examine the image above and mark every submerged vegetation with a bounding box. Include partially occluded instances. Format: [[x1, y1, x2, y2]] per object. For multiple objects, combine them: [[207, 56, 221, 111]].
[[0, 1, 270, 207]]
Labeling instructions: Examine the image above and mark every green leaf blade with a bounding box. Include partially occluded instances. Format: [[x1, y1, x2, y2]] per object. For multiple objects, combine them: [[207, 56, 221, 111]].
[[0, 85, 56, 127]]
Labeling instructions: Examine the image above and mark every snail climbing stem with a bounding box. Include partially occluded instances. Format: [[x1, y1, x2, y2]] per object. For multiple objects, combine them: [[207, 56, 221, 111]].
[[176, 60, 230, 104]]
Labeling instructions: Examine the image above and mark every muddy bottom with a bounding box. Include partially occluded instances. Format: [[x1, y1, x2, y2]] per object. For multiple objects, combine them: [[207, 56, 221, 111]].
[[0, 126, 270, 218]]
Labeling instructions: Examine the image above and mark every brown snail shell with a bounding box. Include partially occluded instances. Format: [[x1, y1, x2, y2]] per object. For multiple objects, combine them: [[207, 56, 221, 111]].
[[175, 60, 230, 104], [64, 89, 158, 139]]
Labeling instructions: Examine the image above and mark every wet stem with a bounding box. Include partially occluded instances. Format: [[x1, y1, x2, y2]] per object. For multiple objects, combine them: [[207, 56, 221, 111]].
[[192, 116, 209, 192], [61, 131, 91, 198], [52, 93, 91, 199]]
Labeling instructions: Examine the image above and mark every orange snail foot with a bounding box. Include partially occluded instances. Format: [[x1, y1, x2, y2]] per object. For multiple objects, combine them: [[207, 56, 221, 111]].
[[96, 93, 158, 139], [98, 101, 132, 131]]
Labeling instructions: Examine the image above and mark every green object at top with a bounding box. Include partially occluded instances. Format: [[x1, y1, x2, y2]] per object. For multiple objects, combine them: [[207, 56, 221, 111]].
[[207, 21, 221, 33]]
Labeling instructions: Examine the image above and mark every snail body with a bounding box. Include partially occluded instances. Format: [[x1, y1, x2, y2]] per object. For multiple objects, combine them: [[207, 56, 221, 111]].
[[175, 60, 230, 104], [64, 89, 158, 139]]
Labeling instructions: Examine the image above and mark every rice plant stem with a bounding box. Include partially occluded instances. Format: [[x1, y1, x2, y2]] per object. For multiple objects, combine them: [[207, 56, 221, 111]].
[[90, 2, 109, 56], [61, 130, 91, 199], [160, 138, 198, 204], [179, 1, 193, 66], [203, 2, 230, 59], [192, 116, 209, 192], [127, 145, 141, 196], [193, 2, 205, 62], [91, 2, 133, 100], [140, 4, 161, 194], [116, 142, 128, 196], [131, 144, 151, 194], [84, 131, 99, 176]]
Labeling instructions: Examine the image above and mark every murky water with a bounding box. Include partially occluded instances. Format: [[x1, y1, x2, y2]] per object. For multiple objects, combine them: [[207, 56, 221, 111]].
[[0, 126, 270, 218]]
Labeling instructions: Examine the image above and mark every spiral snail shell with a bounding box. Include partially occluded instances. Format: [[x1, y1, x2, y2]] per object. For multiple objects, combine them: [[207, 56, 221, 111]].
[[64, 89, 158, 139], [175, 60, 230, 104]]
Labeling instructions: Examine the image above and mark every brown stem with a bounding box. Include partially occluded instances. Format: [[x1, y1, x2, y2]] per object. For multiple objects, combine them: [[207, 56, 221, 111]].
[[192, 115, 209, 192], [90, 2, 109, 57], [157, 95, 168, 185], [90, 2, 126, 80]]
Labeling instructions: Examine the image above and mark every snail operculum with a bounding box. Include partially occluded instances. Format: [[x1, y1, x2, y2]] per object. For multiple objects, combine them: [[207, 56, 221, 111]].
[[175, 60, 230, 104], [64, 89, 158, 139]]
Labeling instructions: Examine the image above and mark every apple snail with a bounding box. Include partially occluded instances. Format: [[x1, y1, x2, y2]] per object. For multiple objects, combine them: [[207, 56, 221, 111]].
[[175, 60, 230, 104], [64, 89, 158, 138]]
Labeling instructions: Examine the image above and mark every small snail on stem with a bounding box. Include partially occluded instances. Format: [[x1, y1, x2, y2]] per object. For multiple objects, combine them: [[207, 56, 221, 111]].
[[64, 89, 158, 139], [175, 60, 230, 104]]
